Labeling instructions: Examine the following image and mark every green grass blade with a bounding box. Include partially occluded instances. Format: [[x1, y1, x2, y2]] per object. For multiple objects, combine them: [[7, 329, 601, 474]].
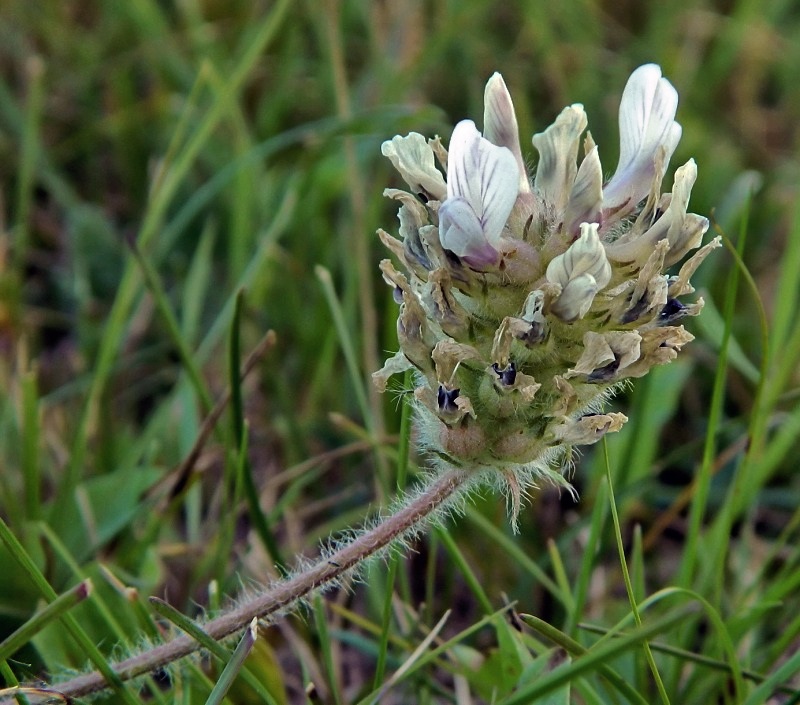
[[520, 613, 650, 705], [501, 606, 696, 705], [465, 509, 566, 608], [0, 580, 92, 662], [0, 516, 140, 705], [679, 221, 747, 592], [129, 239, 213, 411], [566, 477, 609, 636], [13, 56, 44, 271], [436, 527, 493, 614], [20, 369, 40, 521], [580, 622, 796, 695], [313, 595, 344, 705], [228, 290, 286, 573], [204, 618, 259, 705], [316, 265, 388, 499], [355, 604, 516, 705], [149, 598, 281, 705], [603, 440, 669, 704]]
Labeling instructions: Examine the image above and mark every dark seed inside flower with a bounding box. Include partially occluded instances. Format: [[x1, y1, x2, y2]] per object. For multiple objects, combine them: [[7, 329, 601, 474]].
[[437, 385, 461, 413], [516, 322, 546, 346], [621, 297, 650, 324], [588, 356, 620, 382], [658, 298, 688, 324], [492, 361, 517, 386]]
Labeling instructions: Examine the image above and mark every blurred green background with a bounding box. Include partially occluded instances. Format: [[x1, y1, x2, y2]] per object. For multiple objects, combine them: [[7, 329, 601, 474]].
[[1, 0, 799, 703]]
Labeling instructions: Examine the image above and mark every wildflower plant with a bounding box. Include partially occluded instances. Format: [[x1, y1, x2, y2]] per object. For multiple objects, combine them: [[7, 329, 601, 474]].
[[376, 64, 718, 524], [39, 64, 720, 700]]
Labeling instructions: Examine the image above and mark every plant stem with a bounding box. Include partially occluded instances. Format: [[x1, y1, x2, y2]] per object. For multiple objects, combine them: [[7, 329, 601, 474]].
[[49, 468, 470, 700]]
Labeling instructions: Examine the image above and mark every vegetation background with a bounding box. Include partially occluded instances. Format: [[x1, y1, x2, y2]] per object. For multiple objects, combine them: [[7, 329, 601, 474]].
[[1, 0, 799, 703]]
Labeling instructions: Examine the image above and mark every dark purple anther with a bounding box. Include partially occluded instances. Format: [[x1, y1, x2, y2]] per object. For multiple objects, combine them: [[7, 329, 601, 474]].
[[588, 356, 620, 383], [437, 385, 460, 413], [658, 298, 687, 324], [492, 361, 517, 386]]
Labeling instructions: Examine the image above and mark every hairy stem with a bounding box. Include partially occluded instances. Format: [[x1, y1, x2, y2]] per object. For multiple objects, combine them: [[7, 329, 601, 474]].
[[50, 468, 470, 700]]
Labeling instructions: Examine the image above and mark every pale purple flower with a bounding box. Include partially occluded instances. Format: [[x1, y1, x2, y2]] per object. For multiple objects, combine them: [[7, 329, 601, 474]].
[[602, 64, 682, 216], [438, 120, 519, 267]]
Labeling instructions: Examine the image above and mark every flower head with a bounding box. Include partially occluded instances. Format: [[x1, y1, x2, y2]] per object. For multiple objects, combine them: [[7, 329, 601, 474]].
[[377, 64, 715, 525]]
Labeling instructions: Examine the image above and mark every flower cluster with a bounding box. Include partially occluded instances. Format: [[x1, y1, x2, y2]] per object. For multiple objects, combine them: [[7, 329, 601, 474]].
[[375, 65, 718, 520]]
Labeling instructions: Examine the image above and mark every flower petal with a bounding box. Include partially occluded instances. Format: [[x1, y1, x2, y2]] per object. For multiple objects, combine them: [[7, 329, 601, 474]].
[[546, 222, 611, 320], [603, 64, 681, 215], [605, 159, 705, 265], [382, 132, 448, 201], [438, 196, 499, 264], [551, 412, 628, 445], [532, 104, 588, 212], [447, 120, 519, 245], [483, 73, 531, 194], [566, 330, 642, 380], [668, 236, 722, 297], [563, 145, 603, 237], [372, 350, 414, 392]]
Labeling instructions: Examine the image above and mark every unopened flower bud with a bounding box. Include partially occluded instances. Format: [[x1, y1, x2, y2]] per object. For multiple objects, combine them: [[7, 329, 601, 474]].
[[563, 145, 603, 238], [532, 105, 588, 212], [546, 223, 611, 320], [484, 73, 531, 195]]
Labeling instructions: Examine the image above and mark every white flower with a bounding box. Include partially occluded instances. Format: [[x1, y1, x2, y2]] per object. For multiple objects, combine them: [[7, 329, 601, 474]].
[[602, 64, 682, 216], [531, 104, 588, 213], [605, 159, 709, 265], [376, 65, 713, 521], [438, 120, 519, 267], [546, 222, 612, 320], [381, 133, 447, 202]]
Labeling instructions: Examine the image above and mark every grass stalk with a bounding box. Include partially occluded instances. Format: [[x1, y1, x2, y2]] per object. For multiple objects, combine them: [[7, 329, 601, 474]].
[[12, 56, 44, 272], [603, 440, 669, 704], [0, 517, 140, 705]]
